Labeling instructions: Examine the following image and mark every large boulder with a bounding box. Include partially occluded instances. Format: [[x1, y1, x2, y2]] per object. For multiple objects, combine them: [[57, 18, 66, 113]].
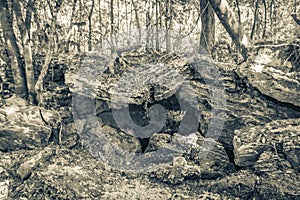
[[237, 47, 300, 107], [0, 96, 60, 151]]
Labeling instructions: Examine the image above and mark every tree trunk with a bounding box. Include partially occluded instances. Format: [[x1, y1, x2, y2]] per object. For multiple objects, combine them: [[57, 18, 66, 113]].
[[165, 0, 170, 50], [12, 0, 36, 104], [131, 0, 141, 43], [208, 0, 248, 61], [78, 0, 82, 52], [291, 14, 300, 26], [99, 0, 103, 47], [146, 0, 151, 48], [35, 0, 61, 93], [88, 0, 95, 51], [262, 0, 267, 38], [0, 0, 28, 99], [66, 0, 77, 53], [200, 0, 215, 52], [236, 0, 241, 36], [250, 0, 259, 40], [25, 0, 33, 33], [155, 0, 159, 50], [110, 0, 115, 52]]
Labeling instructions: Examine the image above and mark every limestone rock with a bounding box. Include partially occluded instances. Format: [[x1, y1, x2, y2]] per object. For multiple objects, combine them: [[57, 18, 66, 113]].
[[145, 133, 172, 152], [237, 59, 300, 107], [151, 159, 201, 185], [233, 118, 300, 168], [95, 50, 225, 138], [150, 133, 232, 183], [100, 125, 142, 153], [75, 49, 300, 174], [207, 169, 257, 199], [283, 130, 300, 170], [233, 128, 271, 167], [185, 136, 233, 179], [254, 151, 300, 199], [0, 96, 60, 151], [17, 146, 54, 180]]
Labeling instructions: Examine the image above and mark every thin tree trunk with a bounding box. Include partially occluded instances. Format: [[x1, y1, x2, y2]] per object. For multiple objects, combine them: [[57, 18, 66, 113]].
[[0, 0, 28, 99], [110, 0, 114, 52], [35, 0, 61, 92], [262, 0, 267, 38], [32, 4, 41, 54], [146, 0, 150, 48], [200, 0, 215, 52], [150, 2, 155, 47], [125, 0, 129, 38], [269, 0, 274, 37], [165, 0, 170, 50], [115, 0, 120, 49], [12, 0, 36, 103], [235, 0, 242, 62], [53, 0, 63, 53], [117, 0, 120, 34], [129, 0, 133, 35], [292, 13, 300, 25], [250, 0, 259, 40], [159, 0, 162, 29], [98, 0, 102, 47], [236, 0, 241, 35], [25, 0, 34, 34], [273, 1, 277, 40], [35, 44, 52, 93], [78, 0, 82, 52], [168, 0, 172, 50], [88, 0, 95, 51], [208, 0, 248, 60], [66, 0, 77, 52], [155, 0, 159, 50], [131, 0, 141, 43]]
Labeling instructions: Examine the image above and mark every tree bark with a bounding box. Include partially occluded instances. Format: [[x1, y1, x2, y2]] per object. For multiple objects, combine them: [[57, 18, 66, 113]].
[[200, 0, 215, 52], [78, 0, 82, 52], [146, 0, 151, 48], [0, 0, 28, 99], [165, 0, 170, 50], [12, 0, 36, 103], [35, 0, 61, 93], [131, 0, 141, 43], [291, 14, 300, 26], [25, 0, 34, 33], [236, 0, 241, 35], [65, 0, 77, 52], [110, 0, 115, 52], [155, 0, 159, 50], [208, 0, 248, 60], [250, 0, 259, 40], [99, 0, 103, 47], [88, 0, 95, 51], [262, 0, 267, 38]]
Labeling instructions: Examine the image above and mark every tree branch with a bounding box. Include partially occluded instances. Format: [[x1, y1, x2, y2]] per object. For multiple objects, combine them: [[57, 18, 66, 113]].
[[291, 13, 300, 26], [25, 0, 34, 31]]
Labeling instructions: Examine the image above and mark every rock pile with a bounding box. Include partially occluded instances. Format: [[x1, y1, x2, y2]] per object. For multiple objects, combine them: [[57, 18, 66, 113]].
[[1, 47, 299, 199]]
